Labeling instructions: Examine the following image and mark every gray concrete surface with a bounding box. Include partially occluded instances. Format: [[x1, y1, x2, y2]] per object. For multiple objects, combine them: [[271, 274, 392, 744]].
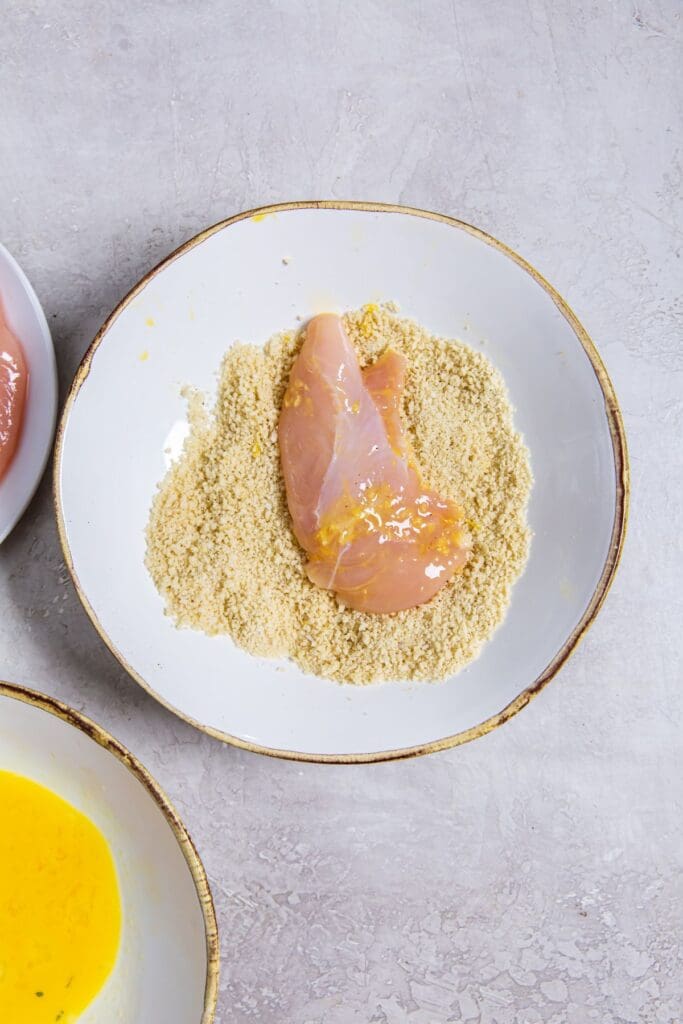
[[1, 1, 682, 1021]]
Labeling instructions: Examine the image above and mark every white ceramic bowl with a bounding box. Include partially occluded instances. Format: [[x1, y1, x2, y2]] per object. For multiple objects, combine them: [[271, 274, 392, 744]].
[[0, 681, 218, 1022], [0, 243, 57, 543], [55, 203, 628, 762]]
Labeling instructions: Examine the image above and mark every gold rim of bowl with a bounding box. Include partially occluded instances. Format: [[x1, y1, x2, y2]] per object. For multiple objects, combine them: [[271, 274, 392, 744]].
[[53, 201, 630, 764], [0, 679, 220, 1021]]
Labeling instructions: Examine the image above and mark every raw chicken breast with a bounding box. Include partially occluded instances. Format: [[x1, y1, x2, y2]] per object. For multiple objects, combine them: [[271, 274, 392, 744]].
[[279, 314, 471, 613], [0, 300, 28, 482]]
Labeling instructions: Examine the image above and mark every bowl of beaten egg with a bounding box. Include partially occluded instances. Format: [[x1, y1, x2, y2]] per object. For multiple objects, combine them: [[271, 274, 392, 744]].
[[54, 203, 628, 762], [0, 681, 218, 1023]]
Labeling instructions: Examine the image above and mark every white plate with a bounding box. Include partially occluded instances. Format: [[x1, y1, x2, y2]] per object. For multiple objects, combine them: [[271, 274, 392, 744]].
[[0, 681, 218, 1022], [55, 203, 628, 763], [0, 243, 58, 543]]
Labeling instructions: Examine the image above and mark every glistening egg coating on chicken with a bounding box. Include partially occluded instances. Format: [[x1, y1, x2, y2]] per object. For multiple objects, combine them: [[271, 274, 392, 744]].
[[146, 303, 532, 683], [0, 771, 122, 1022], [279, 314, 471, 613]]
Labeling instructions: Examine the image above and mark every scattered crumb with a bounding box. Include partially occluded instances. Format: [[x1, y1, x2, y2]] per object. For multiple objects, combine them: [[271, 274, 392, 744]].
[[145, 318, 155, 328], [139, 350, 149, 362], [282, 256, 291, 265], [146, 304, 532, 684]]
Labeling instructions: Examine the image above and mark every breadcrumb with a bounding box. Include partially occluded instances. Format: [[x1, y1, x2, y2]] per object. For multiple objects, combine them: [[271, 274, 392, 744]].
[[145, 305, 532, 683]]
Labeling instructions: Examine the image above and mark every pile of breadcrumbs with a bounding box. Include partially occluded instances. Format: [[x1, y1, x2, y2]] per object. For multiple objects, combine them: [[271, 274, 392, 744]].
[[146, 304, 532, 683]]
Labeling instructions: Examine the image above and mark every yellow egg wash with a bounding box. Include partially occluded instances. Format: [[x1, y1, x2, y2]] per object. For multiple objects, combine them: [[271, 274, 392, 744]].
[[0, 770, 122, 1023]]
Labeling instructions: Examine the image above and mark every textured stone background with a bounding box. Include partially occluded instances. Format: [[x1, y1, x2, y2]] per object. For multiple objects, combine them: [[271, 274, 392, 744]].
[[1, 2, 681, 1021]]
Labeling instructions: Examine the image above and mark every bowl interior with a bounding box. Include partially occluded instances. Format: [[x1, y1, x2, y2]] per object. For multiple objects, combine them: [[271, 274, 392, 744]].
[[0, 243, 57, 543], [0, 688, 214, 1022], [56, 205, 624, 759]]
